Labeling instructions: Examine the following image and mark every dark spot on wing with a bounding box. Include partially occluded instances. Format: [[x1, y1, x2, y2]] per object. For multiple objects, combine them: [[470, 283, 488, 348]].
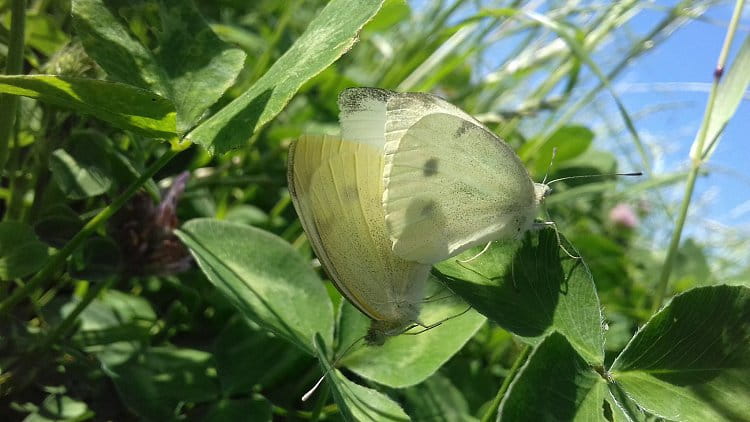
[[454, 120, 476, 137], [421, 200, 436, 216], [423, 158, 439, 176]]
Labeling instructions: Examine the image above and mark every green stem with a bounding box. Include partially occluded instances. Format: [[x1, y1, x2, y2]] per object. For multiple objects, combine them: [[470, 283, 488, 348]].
[[652, 0, 746, 312], [480, 344, 531, 422], [0, 0, 26, 173], [0, 147, 181, 318]]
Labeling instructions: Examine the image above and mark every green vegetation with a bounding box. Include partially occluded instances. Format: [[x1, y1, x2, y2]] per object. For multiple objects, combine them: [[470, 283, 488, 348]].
[[0, 0, 748, 420]]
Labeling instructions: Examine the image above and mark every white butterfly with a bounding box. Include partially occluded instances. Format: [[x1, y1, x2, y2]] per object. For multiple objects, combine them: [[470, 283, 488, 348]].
[[338, 87, 550, 265]]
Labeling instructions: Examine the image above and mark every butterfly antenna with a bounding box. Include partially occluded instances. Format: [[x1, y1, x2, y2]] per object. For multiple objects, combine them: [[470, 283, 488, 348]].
[[547, 172, 642, 185], [541, 147, 558, 185], [301, 335, 367, 402]]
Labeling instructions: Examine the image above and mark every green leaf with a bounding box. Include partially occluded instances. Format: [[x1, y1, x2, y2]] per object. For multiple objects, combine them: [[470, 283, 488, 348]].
[[610, 285, 750, 422], [49, 133, 113, 199], [186, 0, 385, 154], [692, 33, 750, 161], [312, 334, 410, 422], [363, 0, 410, 34], [67, 290, 156, 363], [434, 229, 604, 364], [337, 282, 486, 388], [175, 219, 334, 355], [0, 221, 49, 280], [0, 75, 177, 139], [526, 125, 594, 176], [499, 332, 609, 421], [103, 346, 220, 420], [68, 236, 122, 282], [213, 316, 308, 395], [72, 0, 245, 133], [401, 372, 477, 422], [203, 397, 272, 422]]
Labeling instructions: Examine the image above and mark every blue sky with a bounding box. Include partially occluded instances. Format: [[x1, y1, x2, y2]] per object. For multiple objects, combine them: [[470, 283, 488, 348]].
[[616, 1, 750, 234], [409, 1, 749, 241]]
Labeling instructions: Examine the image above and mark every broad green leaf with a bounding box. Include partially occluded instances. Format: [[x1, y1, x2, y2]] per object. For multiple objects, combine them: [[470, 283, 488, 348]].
[[0, 221, 49, 280], [72, 0, 245, 133], [175, 219, 334, 355], [0, 75, 177, 139], [49, 132, 112, 199], [499, 333, 608, 421], [401, 373, 477, 422], [337, 282, 486, 388], [610, 285, 750, 422], [312, 335, 410, 422], [434, 229, 604, 364], [102, 346, 220, 420], [187, 0, 385, 154], [203, 397, 272, 422], [691, 33, 750, 161], [213, 316, 308, 395], [524, 125, 594, 176]]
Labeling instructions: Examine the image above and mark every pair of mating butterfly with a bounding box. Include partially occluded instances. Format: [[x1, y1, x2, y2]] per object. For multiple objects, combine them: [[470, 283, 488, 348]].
[[288, 87, 584, 346]]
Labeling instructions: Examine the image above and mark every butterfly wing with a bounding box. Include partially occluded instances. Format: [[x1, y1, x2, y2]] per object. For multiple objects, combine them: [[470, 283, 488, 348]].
[[288, 135, 430, 324], [338, 88, 478, 151], [383, 113, 539, 264]]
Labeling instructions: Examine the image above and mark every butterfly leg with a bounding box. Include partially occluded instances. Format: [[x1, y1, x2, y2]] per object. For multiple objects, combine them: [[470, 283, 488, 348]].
[[457, 241, 493, 263], [406, 306, 473, 335], [534, 221, 580, 259]]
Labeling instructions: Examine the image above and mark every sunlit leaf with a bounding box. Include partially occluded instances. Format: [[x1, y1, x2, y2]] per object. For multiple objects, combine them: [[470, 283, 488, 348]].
[[0, 75, 177, 139], [337, 282, 485, 388], [312, 334, 410, 422], [610, 285, 750, 421], [186, 0, 384, 154], [175, 219, 334, 355]]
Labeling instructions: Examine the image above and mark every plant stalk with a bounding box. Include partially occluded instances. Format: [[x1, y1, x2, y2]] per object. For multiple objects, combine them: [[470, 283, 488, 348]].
[[480, 344, 531, 422], [0, 0, 27, 174], [652, 0, 746, 312], [0, 147, 182, 318]]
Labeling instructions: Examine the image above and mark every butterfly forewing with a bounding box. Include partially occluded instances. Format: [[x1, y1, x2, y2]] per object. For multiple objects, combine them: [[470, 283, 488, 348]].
[[383, 113, 538, 264]]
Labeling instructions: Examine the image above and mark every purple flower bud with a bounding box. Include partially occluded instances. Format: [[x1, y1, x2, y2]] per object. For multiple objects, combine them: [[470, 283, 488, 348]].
[[609, 203, 639, 229], [110, 172, 192, 276]]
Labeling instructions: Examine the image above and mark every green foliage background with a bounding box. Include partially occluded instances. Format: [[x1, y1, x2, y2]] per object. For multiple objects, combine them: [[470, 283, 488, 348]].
[[0, 0, 748, 420]]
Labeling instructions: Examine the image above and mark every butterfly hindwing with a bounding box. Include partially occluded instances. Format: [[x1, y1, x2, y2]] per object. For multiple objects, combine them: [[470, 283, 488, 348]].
[[288, 135, 430, 324]]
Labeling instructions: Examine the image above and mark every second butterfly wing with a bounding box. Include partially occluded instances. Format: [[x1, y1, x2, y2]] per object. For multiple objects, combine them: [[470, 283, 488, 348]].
[[288, 135, 430, 344]]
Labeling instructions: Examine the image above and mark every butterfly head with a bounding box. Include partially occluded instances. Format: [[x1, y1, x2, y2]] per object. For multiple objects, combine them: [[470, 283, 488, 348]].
[[534, 183, 552, 204]]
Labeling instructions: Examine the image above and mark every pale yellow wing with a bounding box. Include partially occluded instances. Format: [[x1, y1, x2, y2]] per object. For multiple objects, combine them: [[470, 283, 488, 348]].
[[288, 135, 430, 324], [383, 113, 539, 264]]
